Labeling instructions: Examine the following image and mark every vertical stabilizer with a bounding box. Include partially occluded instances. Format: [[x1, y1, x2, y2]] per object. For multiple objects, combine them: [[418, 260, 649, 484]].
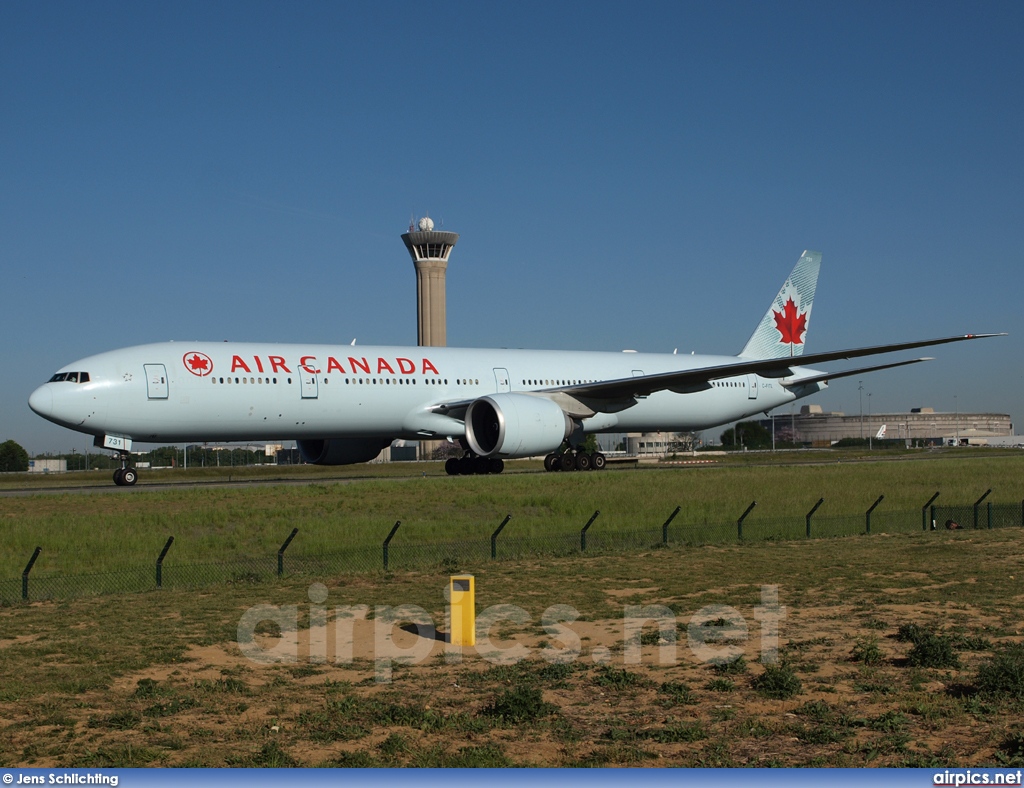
[[739, 250, 822, 359]]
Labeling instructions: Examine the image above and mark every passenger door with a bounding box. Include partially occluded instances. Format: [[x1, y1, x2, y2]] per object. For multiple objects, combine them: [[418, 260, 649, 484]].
[[144, 364, 168, 399], [300, 368, 319, 399]]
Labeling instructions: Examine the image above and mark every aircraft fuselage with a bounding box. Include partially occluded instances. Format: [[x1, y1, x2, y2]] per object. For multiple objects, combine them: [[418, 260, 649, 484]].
[[28, 341, 809, 444]]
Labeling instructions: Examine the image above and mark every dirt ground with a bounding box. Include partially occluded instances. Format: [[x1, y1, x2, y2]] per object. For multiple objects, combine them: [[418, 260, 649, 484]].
[[3, 531, 1024, 767], [1, 597, 1018, 766]]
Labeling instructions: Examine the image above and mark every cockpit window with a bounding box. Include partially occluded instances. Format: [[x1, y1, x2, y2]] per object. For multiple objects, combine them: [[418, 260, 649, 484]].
[[48, 372, 89, 383]]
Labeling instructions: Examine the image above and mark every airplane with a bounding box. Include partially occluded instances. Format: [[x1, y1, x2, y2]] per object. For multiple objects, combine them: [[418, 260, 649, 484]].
[[28, 251, 1002, 485]]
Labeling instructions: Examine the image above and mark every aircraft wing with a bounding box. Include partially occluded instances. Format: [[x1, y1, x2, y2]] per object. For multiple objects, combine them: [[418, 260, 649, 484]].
[[427, 333, 1003, 421], [779, 357, 934, 388], [561, 333, 1004, 401]]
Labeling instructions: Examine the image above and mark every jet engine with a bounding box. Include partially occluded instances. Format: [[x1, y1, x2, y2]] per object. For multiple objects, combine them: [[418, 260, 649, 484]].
[[297, 438, 392, 465], [464, 393, 572, 458]]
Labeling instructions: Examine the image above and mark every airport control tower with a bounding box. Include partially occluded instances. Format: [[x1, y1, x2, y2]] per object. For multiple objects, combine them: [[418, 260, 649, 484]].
[[401, 217, 459, 347]]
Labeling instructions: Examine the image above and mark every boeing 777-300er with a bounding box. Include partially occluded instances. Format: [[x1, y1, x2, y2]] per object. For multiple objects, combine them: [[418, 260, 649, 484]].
[[29, 251, 1002, 485]]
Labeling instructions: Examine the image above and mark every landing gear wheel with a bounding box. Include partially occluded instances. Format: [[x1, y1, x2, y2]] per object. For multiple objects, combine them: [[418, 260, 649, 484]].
[[575, 452, 592, 471], [544, 453, 559, 472], [457, 456, 475, 475], [558, 453, 576, 472], [488, 458, 504, 474], [111, 448, 137, 486], [445, 458, 459, 476], [591, 452, 607, 470]]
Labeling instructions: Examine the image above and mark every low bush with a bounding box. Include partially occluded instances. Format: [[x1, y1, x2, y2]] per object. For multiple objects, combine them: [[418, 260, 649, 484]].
[[976, 644, 1024, 699], [851, 638, 884, 665], [752, 664, 802, 699], [906, 634, 960, 669], [481, 686, 556, 724]]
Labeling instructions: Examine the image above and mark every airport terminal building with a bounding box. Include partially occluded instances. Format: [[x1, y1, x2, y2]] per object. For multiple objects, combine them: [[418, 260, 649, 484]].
[[786, 405, 1013, 446]]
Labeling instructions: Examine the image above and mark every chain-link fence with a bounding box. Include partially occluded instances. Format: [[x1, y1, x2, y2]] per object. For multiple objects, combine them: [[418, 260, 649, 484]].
[[931, 503, 1023, 531], [4, 501, 1023, 604]]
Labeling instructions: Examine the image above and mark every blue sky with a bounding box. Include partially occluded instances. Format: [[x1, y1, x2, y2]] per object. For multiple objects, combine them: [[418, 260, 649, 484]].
[[3, 1, 1022, 454]]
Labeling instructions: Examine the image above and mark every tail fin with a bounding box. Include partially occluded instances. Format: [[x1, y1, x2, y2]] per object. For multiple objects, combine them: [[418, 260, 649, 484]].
[[739, 250, 822, 359]]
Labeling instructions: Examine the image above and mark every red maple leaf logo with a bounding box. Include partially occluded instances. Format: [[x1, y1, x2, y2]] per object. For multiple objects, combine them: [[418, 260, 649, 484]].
[[773, 298, 807, 345], [183, 352, 213, 376]]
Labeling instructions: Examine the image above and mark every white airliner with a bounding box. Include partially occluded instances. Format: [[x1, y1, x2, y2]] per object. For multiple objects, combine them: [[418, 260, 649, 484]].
[[29, 251, 1000, 485]]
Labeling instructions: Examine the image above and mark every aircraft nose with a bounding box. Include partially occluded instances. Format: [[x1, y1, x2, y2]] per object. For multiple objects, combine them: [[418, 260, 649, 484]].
[[28, 386, 53, 418]]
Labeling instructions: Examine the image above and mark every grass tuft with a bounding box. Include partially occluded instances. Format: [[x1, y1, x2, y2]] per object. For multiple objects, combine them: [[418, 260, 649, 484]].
[[851, 637, 884, 665], [593, 665, 651, 690], [227, 741, 300, 767], [752, 664, 802, 699], [896, 623, 961, 668], [659, 680, 695, 706], [480, 686, 556, 724], [906, 635, 960, 669], [976, 644, 1024, 699]]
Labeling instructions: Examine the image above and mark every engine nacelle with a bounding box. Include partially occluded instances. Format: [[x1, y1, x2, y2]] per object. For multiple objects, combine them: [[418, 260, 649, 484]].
[[297, 438, 391, 465], [465, 393, 572, 458]]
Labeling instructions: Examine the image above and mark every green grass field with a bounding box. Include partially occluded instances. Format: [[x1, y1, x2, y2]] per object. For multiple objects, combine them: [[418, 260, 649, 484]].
[[1, 451, 1022, 578]]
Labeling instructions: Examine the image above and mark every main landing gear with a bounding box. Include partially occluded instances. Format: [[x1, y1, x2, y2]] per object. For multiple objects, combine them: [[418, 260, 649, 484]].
[[112, 452, 138, 486], [544, 448, 607, 472], [445, 454, 505, 476]]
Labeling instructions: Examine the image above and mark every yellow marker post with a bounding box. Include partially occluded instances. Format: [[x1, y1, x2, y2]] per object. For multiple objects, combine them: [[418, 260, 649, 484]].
[[449, 574, 476, 647]]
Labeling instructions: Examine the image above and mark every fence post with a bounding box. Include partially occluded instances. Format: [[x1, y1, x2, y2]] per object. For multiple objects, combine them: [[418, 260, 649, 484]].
[[930, 505, 937, 531], [383, 521, 401, 571], [973, 490, 992, 530], [278, 528, 299, 577], [806, 498, 824, 538], [580, 510, 600, 552], [988, 501, 993, 530], [21, 547, 41, 601], [491, 514, 512, 559], [156, 537, 174, 589], [737, 501, 757, 540], [865, 495, 884, 534], [922, 492, 940, 531], [662, 506, 681, 544]]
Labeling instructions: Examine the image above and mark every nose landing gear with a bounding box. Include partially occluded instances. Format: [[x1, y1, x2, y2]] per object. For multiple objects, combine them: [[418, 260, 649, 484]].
[[113, 452, 138, 486]]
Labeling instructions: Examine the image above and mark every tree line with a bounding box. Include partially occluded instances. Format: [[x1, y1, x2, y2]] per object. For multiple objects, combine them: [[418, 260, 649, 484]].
[[0, 440, 277, 472]]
